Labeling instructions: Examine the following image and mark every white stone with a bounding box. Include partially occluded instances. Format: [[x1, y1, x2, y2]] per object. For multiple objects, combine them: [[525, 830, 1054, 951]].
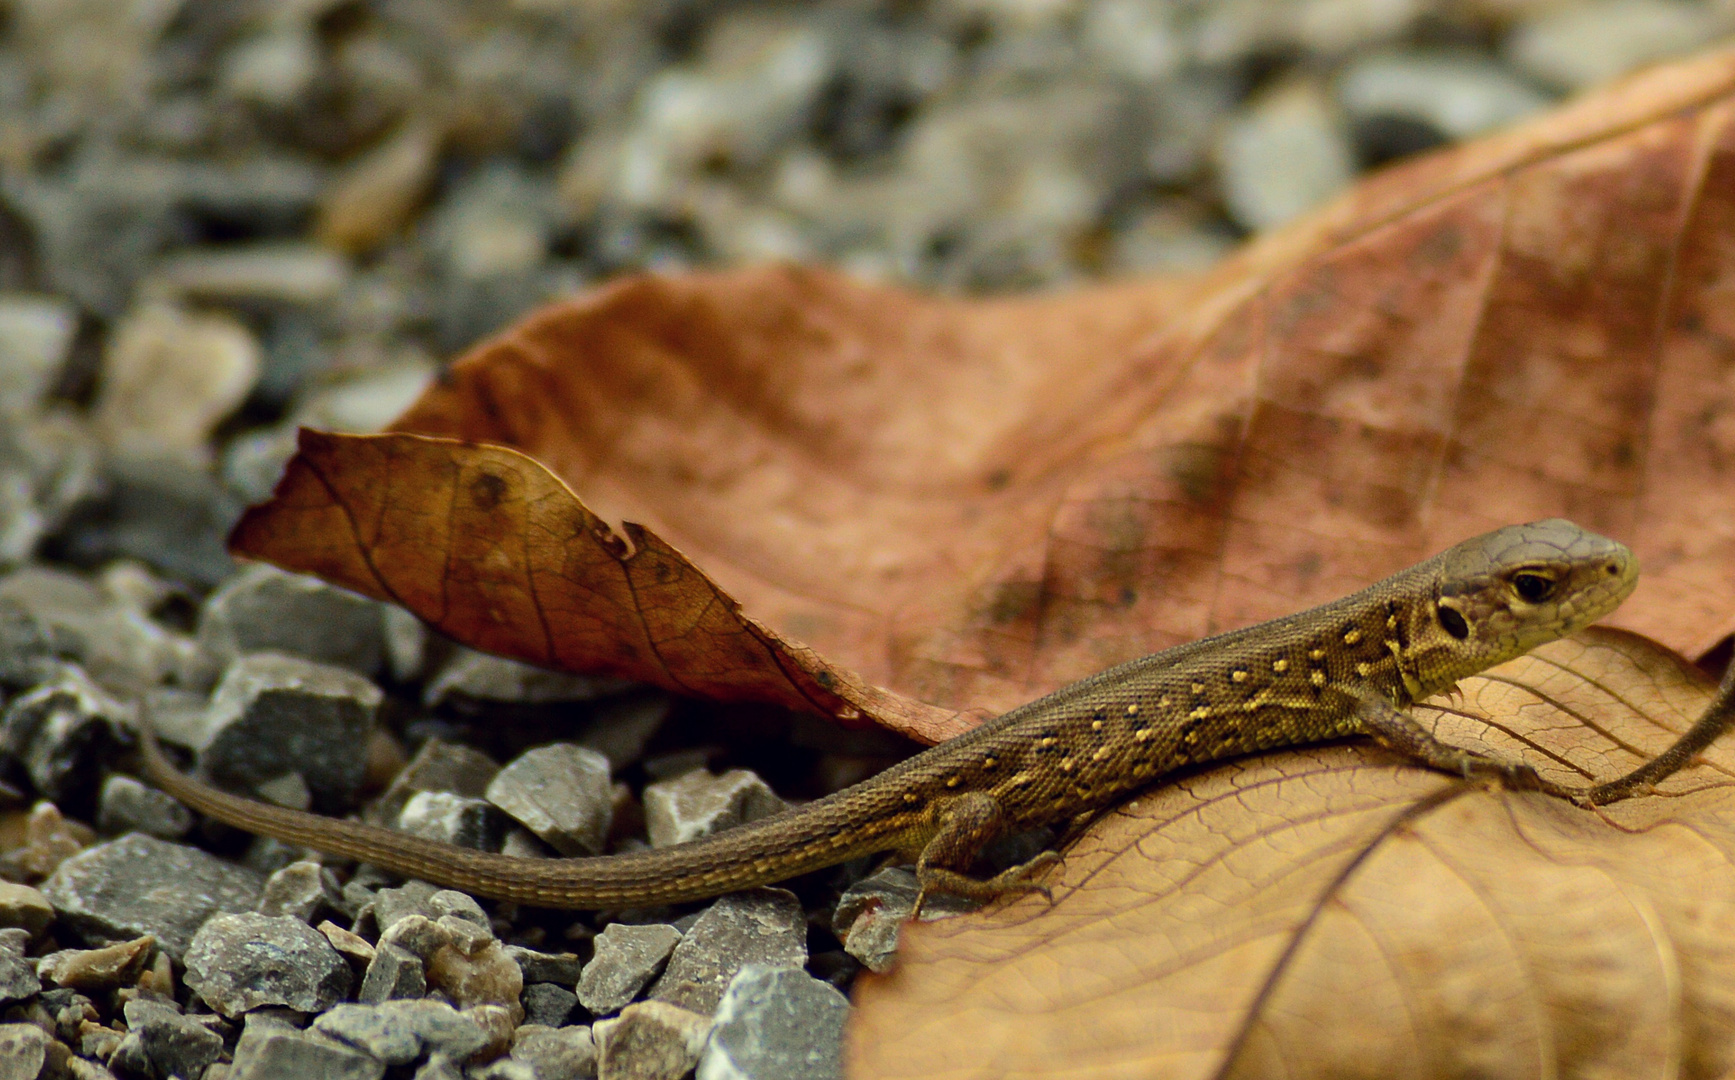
[[1216, 80, 1355, 232], [95, 303, 261, 465], [0, 294, 76, 417], [153, 243, 349, 304], [1505, 0, 1728, 91]]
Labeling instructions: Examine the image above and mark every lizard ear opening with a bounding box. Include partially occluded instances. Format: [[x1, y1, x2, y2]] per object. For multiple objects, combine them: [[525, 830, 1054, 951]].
[[1436, 602, 1470, 640]]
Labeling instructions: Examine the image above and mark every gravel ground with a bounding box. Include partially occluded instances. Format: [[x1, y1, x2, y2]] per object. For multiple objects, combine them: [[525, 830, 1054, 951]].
[[1, 1, 1733, 1078]]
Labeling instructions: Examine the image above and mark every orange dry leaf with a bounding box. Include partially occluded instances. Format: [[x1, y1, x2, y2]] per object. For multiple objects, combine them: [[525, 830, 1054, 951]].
[[848, 629, 1735, 1079], [235, 48, 1735, 747]]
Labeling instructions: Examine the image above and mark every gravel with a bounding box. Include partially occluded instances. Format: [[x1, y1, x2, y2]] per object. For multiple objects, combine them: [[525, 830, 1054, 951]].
[[0, 2, 1729, 1076]]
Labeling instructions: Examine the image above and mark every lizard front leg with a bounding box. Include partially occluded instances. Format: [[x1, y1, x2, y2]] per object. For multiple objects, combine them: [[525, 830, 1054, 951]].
[[912, 791, 1061, 915], [1351, 690, 1545, 790]]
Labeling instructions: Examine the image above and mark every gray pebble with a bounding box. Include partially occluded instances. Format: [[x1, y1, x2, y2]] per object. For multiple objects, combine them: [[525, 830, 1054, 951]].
[[486, 743, 614, 856], [313, 998, 489, 1066], [0, 598, 56, 688], [0, 929, 28, 956], [184, 912, 352, 1016], [1216, 80, 1355, 232], [472, 1060, 539, 1080], [505, 945, 584, 987], [523, 982, 579, 1028], [0, 947, 38, 1004], [96, 774, 192, 839], [698, 965, 848, 1080], [123, 996, 224, 1080], [1505, 0, 1719, 92], [40, 833, 262, 960], [368, 738, 499, 827], [650, 890, 806, 1015], [0, 881, 54, 935], [189, 651, 382, 811], [197, 564, 385, 679], [0, 662, 131, 803], [594, 1001, 711, 1080], [0, 294, 76, 420], [1336, 49, 1548, 142], [578, 923, 682, 1016], [0, 1022, 50, 1080], [398, 790, 503, 851], [37, 936, 155, 991], [643, 769, 785, 849], [423, 648, 626, 709], [0, 568, 195, 691], [513, 1025, 596, 1080], [831, 867, 975, 974], [427, 889, 488, 928], [256, 860, 341, 922], [365, 880, 440, 935], [230, 1026, 387, 1080], [358, 942, 427, 1004]]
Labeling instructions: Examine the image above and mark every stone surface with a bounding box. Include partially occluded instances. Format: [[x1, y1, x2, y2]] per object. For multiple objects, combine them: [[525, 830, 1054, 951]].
[[0, 1023, 50, 1080], [0, 661, 131, 802], [0, 294, 77, 418], [426, 938, 525, 1023], [358, 941, 426, 1004], [642, 769, 785, 849], [0, 944, 38, 1004], [578, 922, 682, 1017], [486, 743, 614, 856], [831, 866, 976, 974], [40, 833, 262, 960], [423, 648, 628, 710], [513, 1024, 597, 1080], [94, 302, 261, 465], [524, 982, 580, 1029], [185, 651, 382, 811], [183, 912, 352, 1016], [698, 965, 848, 1080], [0, 800, 93, 881], [397, 790, 504, 851], [0, 881, 54, 935], [594, 1001, 711, 1080], [153, 242, 349, 305], [505, 945, 584, 988], [368, 737, 500, 827], [95, 774, 191, 839], [318, 920, 377, 966], [1215, 79, 1355, 232], [256, 859, 340, 922], [1336, 49, 1548, 142], [651, 891, 806, 1014], [1505, 0, 1723, 91], [37, 935, 154, 991], [313, 999, 491, 1067], [123, 996, 224, 1080], [196, 564, 385, 679], [230, 1026, 387, 1080]]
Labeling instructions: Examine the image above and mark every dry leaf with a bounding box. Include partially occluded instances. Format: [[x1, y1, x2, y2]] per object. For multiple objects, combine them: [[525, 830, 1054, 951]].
[[847, 628, 1735, 1079], [234, 48, 1735, 743]]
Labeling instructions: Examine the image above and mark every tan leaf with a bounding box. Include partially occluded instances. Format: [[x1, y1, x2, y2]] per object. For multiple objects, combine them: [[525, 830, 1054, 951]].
[[847, 628, 1735, 1079], [234, 48, 1735, 742]]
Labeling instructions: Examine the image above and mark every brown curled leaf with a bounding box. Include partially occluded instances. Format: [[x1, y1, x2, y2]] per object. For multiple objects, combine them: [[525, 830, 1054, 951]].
[[236, 48, 1735, 741], [847, 628, 1735, 1079]]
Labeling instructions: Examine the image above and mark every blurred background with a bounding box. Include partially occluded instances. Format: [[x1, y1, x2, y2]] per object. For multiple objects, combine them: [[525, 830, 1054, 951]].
[[1, 0, 1733, 587]]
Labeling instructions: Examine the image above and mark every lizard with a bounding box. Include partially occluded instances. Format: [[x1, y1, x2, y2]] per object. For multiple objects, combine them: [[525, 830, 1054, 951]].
[[136, 518, 1640, 910]]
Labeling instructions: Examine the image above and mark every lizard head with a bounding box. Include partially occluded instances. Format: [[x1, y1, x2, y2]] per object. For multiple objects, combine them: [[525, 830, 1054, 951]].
[[1409, 518, 1637, 696]]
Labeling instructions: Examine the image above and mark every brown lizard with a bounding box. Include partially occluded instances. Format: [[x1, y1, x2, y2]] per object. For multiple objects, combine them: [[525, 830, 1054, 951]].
[[137, 518, 1640, 910]]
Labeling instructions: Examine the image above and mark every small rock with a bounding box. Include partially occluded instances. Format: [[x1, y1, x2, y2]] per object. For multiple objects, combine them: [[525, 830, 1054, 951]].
[[413, 1055, 463, 1080], [364, 880, 440, 935], [698, 965, 848, 1080], [464, 1003, 518, 1060], [578, 923, 682, 1017], [122, 996, 224, 1080], [1505, 0, 1721, 92], [95, 775, 191, 839], [38, 935, 154, 991], [523, 983, 579, 1028], [423, 648, 628, 710], [40, 833, 262, 959], [0, 945, 38, 1004], [429, 162, 551, 281], [0, 599, 55, 688], [0, 662, 133, 802], [0, 882, 54, 935], [369, 738, 499, 826], [317, 117, 443, 254], [0, 800, 94, 881], [152, 243, 349, 305], [47, 456, 242, 588], [651, 890, 805, 1015], [183, 912, 352, 1016], [230, 1026, 387, 1080], [186, 652, 382, 811], [313, 999, 491, 1067], [377, 910, 448, 956], [486, 744, 614, 856], [318, 920, 376, 966], [473, 1059, 539, 1080], [0, 930, 27, 956], [1216, 79, 1355, 232], [398, 790, 503, 851], [505, 945, 584, 988], [643, 769, 784, 849], [196, 565, 385, 679], [256, 860, 341, 922], [831, 867, 976, 973], [0, 1023, 50, 1080], [358, 942, 427, 1003], [94, 302, 261, 465], [428, 889, 489, 928], [577, 693, 671, 771], [426, 938, 525, 1022], [0, 294, 77, 418], [594, 1000, 711, 1080], [1336, 49, 1548, 143], [513, 1024, 596, 1080]]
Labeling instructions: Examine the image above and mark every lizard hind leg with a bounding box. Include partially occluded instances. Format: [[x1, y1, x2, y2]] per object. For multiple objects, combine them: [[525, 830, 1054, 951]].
[[912, 791, 1061, 917]]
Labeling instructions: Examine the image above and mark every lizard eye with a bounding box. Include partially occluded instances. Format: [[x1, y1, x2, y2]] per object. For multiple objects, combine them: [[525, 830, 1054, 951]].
[[1512, 573, 1554, 603], [1437, 603, 1469, 640]]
